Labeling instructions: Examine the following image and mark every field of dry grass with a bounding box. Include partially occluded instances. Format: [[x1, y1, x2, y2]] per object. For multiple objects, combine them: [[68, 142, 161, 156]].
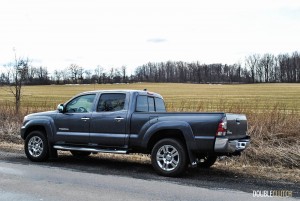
[[1, 83, 300, 113], [0, 83, 299, 181]]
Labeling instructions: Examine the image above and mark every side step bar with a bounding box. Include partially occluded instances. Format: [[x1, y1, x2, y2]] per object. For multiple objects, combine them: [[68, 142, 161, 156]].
[[53, 145, 128, 154]]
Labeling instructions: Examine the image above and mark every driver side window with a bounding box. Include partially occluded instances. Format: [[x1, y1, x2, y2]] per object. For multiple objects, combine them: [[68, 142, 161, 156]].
[[65, 94, 96, 113]]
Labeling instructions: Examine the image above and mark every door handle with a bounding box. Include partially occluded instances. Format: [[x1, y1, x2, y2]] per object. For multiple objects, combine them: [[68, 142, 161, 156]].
[[81, 117, 90, 121], [114, 117, 124, 122]]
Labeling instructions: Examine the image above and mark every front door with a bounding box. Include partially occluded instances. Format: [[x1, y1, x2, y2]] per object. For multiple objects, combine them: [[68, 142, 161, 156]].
[[90, 93, 127, 147], [54, 94, 96, 144]]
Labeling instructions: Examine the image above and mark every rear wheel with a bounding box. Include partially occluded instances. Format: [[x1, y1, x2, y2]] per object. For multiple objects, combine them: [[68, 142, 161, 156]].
[[151, 138, 187, 177], [197, 154, 217, 168], [25, 131, 49, 162], [70, 151, 92, 157]]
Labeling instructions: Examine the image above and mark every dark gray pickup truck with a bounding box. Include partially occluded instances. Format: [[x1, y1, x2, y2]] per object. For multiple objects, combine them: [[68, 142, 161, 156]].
[[21, 90, 250, 176]]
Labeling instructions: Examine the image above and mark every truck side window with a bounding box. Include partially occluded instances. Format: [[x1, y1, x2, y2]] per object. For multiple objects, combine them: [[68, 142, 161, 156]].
[[65, 94, 96, 113], [136, 96, 148, 112], [148, 97, 155, 112], [97, 93, 126, 112], [155, 97, 166, 112], [136, 96, 166, 112]]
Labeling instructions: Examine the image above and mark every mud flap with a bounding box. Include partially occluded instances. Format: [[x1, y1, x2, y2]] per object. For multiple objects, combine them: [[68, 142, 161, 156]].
[[48, 142, 58, 159], [187, 149, 197, 168]]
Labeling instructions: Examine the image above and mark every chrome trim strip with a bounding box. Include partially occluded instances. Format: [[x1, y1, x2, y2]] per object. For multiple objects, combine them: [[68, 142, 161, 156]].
[[53, 145, 127, 154], [194, 136, 215, 140]]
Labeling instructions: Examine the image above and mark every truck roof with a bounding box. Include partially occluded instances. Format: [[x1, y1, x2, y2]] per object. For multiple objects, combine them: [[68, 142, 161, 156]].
[[80, 89, 163, 99]]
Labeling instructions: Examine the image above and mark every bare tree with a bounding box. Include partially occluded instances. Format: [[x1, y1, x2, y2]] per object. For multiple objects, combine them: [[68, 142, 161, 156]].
[[84, 69, 92, 83], [27, 66, 37, 83], [245, 54, 260, 83], [94, 65, 104, 84], [54, 70, 63, 84], [121, 66, 127, 83], [0, 69, 10, 85], [8, 56, 29, 113], [292, 52, 300, 82], [78, 67, 84, 83], [68, 64, 80, 84], [260, 53, 275, 83]]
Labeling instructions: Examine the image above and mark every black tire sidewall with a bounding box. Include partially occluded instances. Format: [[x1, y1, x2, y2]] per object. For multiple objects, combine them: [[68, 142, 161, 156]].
[[151, 138, 187, 177], [25, 131, 49, 162]]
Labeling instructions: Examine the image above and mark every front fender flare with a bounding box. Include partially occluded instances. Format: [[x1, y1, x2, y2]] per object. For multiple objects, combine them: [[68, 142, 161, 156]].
[[21, 117, 56, 142]]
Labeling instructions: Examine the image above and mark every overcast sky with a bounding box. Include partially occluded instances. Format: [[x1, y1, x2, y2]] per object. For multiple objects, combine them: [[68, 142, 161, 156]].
[[1, 0, 300, 74]]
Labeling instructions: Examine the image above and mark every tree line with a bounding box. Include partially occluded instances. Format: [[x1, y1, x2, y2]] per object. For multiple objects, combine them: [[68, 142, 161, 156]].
[[135, 52, 300, 83], [1, 51, 300, 86]]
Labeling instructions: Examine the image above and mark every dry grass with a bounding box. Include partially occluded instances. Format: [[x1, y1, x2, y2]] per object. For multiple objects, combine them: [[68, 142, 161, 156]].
[[0, 83, 299, 181], [215, 161, 300, 183], [0, 104, 23, 144], [242, 110, 300, 168], [0, 83, 299, 113]]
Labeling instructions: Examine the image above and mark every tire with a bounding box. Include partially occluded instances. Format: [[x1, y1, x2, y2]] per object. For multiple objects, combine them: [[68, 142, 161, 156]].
[[197, 154, 217, 168], [151, 138, 187, 177], [70, 151, 91, 157], [25, 130, 49, 162]]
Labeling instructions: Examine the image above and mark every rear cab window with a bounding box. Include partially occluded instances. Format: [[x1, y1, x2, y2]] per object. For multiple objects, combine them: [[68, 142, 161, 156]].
[[136, 95, 166, 112]]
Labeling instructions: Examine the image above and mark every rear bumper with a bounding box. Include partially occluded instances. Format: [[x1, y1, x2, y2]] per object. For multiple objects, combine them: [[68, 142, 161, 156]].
[[214, 136, 250, 153]]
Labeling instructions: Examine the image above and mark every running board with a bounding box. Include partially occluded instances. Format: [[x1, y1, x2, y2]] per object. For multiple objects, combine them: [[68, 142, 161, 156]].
[[53, 145, 128, 154]]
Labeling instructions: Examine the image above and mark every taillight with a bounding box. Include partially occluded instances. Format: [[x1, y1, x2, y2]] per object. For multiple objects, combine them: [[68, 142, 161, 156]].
[[216, 117, 227, 136]]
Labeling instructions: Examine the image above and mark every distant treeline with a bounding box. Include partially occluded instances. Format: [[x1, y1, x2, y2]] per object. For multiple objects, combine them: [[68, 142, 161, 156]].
[[1, 52, 300, 85], [135, 52, 300, 83]]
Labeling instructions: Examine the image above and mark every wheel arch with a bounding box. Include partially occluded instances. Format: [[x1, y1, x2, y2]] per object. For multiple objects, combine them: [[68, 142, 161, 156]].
[[147, 129, 186, 152], [22, 118, 55, 142], [23, 125, 47, 140], [22, 119, 58, 159], [142, 121, 197, 165]]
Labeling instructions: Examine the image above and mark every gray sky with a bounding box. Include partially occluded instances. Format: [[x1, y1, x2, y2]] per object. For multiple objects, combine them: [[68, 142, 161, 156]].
[[1, 0, 300, 73]]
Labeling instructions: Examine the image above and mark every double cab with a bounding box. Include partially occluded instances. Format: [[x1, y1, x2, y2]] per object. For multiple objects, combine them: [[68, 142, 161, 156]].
[[21, 90, 250, 176]]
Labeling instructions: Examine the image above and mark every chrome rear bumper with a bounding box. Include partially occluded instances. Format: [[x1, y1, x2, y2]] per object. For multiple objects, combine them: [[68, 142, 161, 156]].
[[214, 136, 250, 153]]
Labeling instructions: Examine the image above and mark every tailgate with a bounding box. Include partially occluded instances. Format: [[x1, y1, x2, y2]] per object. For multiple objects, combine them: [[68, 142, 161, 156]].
[[225, 113, 248, 140]]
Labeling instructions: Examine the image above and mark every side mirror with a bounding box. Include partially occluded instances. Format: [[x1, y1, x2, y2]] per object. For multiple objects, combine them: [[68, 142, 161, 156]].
[[57, 104, 64, 113]]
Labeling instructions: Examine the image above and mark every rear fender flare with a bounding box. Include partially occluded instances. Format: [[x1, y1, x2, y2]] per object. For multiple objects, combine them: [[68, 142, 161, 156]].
[[141, 121, 196, 150]]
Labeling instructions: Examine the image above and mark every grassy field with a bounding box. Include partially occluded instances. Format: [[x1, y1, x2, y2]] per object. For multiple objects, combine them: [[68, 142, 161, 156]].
[[0, 83, 299, 181], [0, 83, 300, 113]]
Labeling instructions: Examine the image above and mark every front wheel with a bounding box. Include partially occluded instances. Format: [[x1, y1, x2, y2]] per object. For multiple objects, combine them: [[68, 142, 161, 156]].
[[25, 131, 49, 162], [151, 138, 187, 177]]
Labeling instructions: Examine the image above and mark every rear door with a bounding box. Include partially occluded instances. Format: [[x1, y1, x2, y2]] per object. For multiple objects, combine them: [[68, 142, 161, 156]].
[[130, 95, 166, 134], [90, 93, 128, 147]]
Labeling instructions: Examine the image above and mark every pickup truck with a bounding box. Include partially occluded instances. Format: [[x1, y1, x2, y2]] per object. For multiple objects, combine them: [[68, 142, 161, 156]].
[[21, 89, 250, 176]]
